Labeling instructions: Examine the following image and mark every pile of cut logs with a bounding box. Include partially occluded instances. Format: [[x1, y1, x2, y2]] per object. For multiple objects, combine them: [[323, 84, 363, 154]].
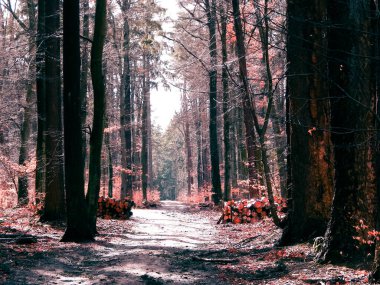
[[219, 197, 287, 224], [97, 196, 135, 220]]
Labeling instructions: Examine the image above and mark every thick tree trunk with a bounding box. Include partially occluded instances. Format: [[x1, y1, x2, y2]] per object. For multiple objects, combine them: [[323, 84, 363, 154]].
[[370, 3, 380, 281], [61, 0, 93, 242], [318, 0, 376, 262], [42, 0, 66, 221], [205, 0, 222, 204], [280, 0, 334, 244], [86, 0, 107, 234]]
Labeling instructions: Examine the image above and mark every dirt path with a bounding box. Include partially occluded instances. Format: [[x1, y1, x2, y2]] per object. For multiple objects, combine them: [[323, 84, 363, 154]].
[[1, 201, 228, 285], [1, 201, 371, 284]]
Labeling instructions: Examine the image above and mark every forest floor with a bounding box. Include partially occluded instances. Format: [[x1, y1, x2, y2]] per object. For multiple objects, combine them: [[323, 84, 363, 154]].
[[0, 200, 372, 284]]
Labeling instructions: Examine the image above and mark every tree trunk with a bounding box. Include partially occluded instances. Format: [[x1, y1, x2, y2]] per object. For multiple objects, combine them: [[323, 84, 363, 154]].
[[61, 0, 93, 242], [318, 0, 376, 263], [17, 83, 33, 206], [220, 1, 231, 201], [183, 89, 193, 196], [205, 0, 222, 204], [120, 0, 133, 199], [17, 0, 37, 206], [280, 0, 334, 244], [231, 0, 259, 198], [80, 0, 89, 174], [370, 2, 380, 281], [35, 0, 46, 196], [86, 0, 107, 234], [192, 97, 204, 191], [271, 105, 287, 197], [42, 0, 66, 221], [141, 54, 149, 201]]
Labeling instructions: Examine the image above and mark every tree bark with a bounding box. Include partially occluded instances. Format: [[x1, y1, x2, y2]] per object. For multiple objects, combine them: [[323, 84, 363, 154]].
[[86, 0, 107, 235], [61, 0, 93, 242], [182, 89, 193, 196], [120, 0, 133, 199], [17, 0, 37, 206], [318, 0, 376, 263], [205, 0, 222, 204], [220, 1, 231, 201], [192, 97, 204, 190], [35, 0, 46, 196], [42, 0, 66, 221], [80, 0, 89, 174], [370, 2, 380, 280], [231, 0, 259, 198], [280, 0, 334, 244], [141, 54, 149, 201]]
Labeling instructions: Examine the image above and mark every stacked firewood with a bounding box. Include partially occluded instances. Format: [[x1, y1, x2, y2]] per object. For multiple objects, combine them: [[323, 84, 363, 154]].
[[97, 196, 135, 220], [219, 197, 287, 224]]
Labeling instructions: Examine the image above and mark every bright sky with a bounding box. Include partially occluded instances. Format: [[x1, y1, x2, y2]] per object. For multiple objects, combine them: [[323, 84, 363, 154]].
[[150, 0, 181, 131]]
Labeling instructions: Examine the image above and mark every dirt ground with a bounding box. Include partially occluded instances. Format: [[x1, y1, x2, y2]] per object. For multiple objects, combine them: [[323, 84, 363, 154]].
[[0, 201, 372, 284]]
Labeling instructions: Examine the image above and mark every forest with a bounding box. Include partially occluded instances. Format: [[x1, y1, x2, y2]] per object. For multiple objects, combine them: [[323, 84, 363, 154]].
[[1, 0, 380, 284]]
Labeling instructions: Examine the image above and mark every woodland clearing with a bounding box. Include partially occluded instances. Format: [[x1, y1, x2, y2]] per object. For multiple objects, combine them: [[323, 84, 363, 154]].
[[0, 201, 370, 284]]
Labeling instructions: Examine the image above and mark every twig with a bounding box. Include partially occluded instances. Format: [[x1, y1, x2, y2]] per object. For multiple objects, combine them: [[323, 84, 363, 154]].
[[192, 256, 239, 263]]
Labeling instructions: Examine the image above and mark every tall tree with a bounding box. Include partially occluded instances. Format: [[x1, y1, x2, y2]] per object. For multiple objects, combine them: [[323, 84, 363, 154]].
[[232, 0, 281, 225], [318, 0, 376, 262], [80, 0, 90, 171], [86, 0, 107, 234], [120, 0, 133, 199], [35, 0, 46, 196], [61, 0, 93, 242], [231, 0, 259, 198], [219, 0, 231, 201], [141, 53, 150, 201], [280, 0, 334, 245], [42, 0, 65, 221], [204, 0, 222, 204], [15, 0, 36, 205], [182, 87, 193, 196]]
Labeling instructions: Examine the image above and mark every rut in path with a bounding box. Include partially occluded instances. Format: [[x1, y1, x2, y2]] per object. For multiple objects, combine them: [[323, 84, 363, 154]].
[[2, 201, 228, 285]]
